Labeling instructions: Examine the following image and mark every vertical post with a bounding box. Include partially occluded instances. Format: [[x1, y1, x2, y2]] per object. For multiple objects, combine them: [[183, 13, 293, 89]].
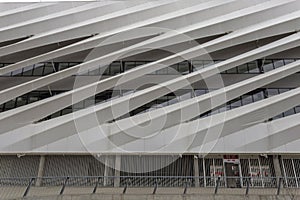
[[35, 155, 45, 186], [194, 156, 200, 187], [258, 157, 264, 187], [291, 159, 298, 188], [238, 161, 243, 187], [214, 177, 220, 194], [188, 60, 193, 73], [277, 177, 282, 195], [23, 178, 35, 197], [104, 156, 114, 186], [245, 177, 250, 195], [213, 158, 216, 186], [257, 59, 264, 73], [153, 181, 158, 194], [273, 155, 282, 187], [123, 182, 127, 194], [114, 155, 121, 187], [183, 181, 188, 194], [92, 177, 101, 194], [59, 177, 69, 195], [203, 158, 206, 187], [281, 158, 288, 187]]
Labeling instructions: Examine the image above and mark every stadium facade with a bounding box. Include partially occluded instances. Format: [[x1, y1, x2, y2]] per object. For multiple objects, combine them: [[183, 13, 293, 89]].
[[1, 0, 300, 195]]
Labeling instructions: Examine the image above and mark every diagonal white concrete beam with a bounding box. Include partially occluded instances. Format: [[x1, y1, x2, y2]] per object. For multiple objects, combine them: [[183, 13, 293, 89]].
[[1, 1, 299, 112], [8, 82, 300, 153], [0, 1, 118, 42], [164, 86, 300, 153], [0, 3, 61, 27], [0, 0, 238, 74], [1, 25, 300, 137], [236, 112, 300, 152], [106, 60, 300, 141], [5, 33, 300, 149], [0, 0, 183, 55], [0, 0, 295, 75], [102, 86, 300, 153]]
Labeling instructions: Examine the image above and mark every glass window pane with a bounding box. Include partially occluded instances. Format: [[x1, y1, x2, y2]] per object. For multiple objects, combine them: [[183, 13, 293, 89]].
[[284, 108, 296, 117], [295, 106, 300, 113], [178, 62, 189, 74], [38, 91, 51, 100], [124, 62, 136, 71], [226, 67, 238, 74], [262, 60, 274, 72], [279, 88, 290, 94], [248, 61, 260, 73], [169, 64, 179, 74], [4, 100, 16, 110], [272, 113, 283, 120], [210, 109, 219, 115], [85, 97, 95, 107], [22, 65, 34, 76], [99, 65, 109, 75], [59, 63, 69, 71], [194, 89, 206, 97], [253, 91, 264, 102], [242, 95, 253, 105], [273, 60, 284, 69], [110, 62, 121, 75], [61, 108, 72, 115], [237, 64, 248, 73], [43, 63, 55, 75], [266, 89, 279, 97], [191, 60, 204, 71], [284, 59, 295, 65], [203, 60, 214, 68], [156, 67, 168, 74], [11, 68, 23, 76], [230, 98, 242, 107], [16, 96, 27, 107], [50, 111, 61, 119], [33, 63, 45, 76], [179, 93, 191, 101], [28, 96, 39, 103], [73, 101, 84, 109], [68, 63, 78, 67]]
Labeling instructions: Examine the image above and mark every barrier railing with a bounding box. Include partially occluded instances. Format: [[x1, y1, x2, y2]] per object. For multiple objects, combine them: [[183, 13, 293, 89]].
[[0, 176, 298, 199]]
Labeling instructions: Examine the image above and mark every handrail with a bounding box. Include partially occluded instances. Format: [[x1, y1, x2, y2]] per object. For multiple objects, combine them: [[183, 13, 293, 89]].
[[0, 175, 298, 199]]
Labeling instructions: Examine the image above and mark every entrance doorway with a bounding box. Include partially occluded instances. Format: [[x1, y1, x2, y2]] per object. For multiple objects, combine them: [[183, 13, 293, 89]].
[[225, 163, 241, 188]]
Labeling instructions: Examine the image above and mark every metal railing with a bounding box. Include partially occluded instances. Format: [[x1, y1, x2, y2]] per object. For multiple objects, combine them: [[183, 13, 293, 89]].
[[0, 176, 299, 199]]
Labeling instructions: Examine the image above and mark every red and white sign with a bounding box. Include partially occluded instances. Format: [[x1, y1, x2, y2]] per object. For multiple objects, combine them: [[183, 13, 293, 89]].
[[223, 155, 240, 164]]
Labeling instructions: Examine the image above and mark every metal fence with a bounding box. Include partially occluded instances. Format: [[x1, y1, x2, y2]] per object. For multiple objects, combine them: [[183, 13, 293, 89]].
[[0, 176, 299, 199]]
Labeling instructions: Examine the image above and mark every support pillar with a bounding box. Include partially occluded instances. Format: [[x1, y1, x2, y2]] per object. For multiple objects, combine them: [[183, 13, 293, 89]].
[[35, 155, 45, 186], [273, 155, 282, 177], [194, 156, 200, 187], [114, 155, 121, 187], [104, 156, 114, 186]]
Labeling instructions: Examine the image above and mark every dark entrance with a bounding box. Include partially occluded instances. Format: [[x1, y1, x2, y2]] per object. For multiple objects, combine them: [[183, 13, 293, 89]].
[[225, 163, 241, 188]]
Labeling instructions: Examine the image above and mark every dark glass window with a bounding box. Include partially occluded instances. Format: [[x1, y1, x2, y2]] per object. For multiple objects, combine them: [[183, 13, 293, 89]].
[[33, 63, 45, 76], [22, 65, 34, 76], [43, 63, 55, 75], [262, 60, 274, 72]]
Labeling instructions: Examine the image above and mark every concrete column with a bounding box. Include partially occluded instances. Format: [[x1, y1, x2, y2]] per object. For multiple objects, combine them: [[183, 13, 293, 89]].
[[104, 156, 115, 186], [273, 155, 282, 177], [194, 156, 200, 187], [114, 155, 121, 187], [35, 155, 46, 186]]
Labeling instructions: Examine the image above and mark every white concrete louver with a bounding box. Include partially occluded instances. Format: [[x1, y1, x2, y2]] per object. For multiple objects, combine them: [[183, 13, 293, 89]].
[[0, 0, 300, 153]]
